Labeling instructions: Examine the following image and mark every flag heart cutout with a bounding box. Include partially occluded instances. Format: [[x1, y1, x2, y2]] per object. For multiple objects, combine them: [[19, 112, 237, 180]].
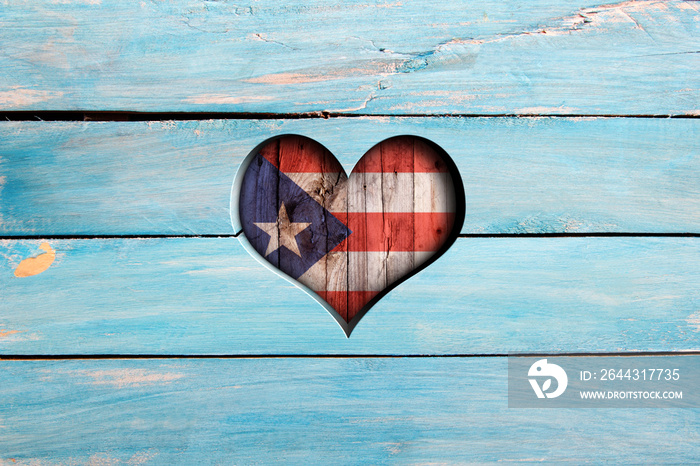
[[231, 135, 465, 337]]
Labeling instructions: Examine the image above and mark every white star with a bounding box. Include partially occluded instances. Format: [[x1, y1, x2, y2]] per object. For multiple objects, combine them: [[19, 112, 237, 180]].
[[254, 203, 311, 257]]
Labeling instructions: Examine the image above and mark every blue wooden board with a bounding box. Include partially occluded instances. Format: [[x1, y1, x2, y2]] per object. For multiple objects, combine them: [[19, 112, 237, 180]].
[[2, 0, 699, 462], [0, 0, 698, 114], [1, 117, 698, 236], [1, 237, 698, 355], [1, 358, 699, 464]]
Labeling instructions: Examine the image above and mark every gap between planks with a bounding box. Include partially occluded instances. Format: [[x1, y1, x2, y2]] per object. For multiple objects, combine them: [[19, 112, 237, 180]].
[[2, 351, 700, 361], [1, 233, 698, 240], [2, 111, 700, 122]]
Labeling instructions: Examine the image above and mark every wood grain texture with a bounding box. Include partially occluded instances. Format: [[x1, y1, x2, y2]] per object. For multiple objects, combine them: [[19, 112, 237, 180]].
[[2, 0, 697, 460], [0, 0, 698, 114], [240, 135, 458, 326], [1, 237, 698, 354], [240, 135, 352, 322], [1, 117, 698, 236], [1, 358, 699, 464]]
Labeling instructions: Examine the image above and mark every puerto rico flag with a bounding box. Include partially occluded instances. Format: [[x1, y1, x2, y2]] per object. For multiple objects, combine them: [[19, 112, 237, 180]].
[[238, 135, 458, 334]]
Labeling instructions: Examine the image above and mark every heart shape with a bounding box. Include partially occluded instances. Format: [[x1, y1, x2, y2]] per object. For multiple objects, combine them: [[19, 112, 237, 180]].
[[232, 135, 464, 336]]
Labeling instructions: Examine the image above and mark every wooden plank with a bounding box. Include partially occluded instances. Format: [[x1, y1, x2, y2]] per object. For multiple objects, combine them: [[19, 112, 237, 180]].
[[1, 357, 699, 463], [240, 135, 353, 323], [0, 0, 698, 114], [247, 135, 459, 326], [1, 117, 698, 236], [1, 237, 698, 355]]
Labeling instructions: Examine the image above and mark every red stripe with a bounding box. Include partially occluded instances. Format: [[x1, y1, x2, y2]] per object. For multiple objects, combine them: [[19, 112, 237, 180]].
[[261, 136, 448, 173], [316, 291, 380, 322], [352, 136, 449, 173], [261, 135, 343, 173], [330, 212, 454, 252]]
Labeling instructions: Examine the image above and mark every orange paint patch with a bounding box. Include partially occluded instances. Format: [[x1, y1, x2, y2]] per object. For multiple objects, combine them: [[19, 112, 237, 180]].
[[245, 72, 336, 85], [81, 369, 185, 388], [14, 242, 56, 277], [244, 63, 398, 85], [0, 87, 63, 108], [184, 94, 273, 105], [0, 330, 20, 338], [687, 312, 700, 332]]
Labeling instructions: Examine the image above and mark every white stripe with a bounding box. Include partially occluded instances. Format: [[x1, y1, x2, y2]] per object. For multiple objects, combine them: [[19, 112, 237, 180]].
[[285, 172, 454, 213], [346, 173, 454, 213], [413, 172, 456, 213]]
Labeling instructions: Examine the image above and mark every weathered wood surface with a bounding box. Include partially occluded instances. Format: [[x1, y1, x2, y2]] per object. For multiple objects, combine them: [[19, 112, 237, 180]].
[[1, 117, 698, 236], [1, 237, 698, 354], [1, 0, 698, 115], [1, 0, 697, 462], [238, 135, 460, 330], [1, 358, 699, 464]]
